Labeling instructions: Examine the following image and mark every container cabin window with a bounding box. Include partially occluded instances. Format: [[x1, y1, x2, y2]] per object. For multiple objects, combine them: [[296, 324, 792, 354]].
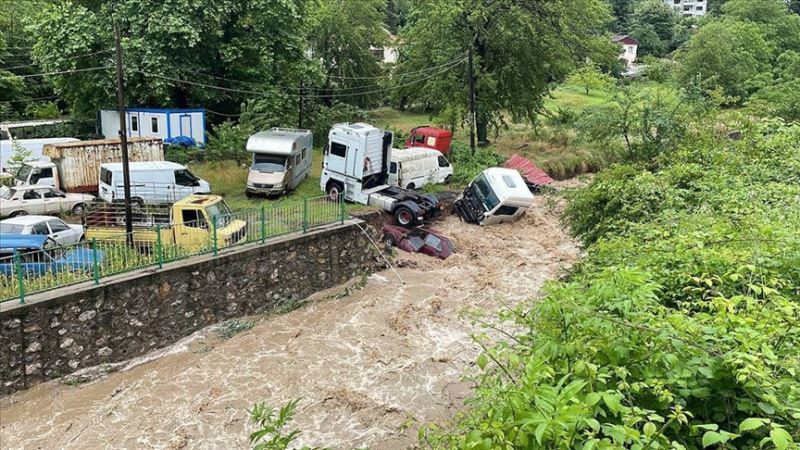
[[331, 142, 347, 158], [151, 117, 159, 133], [130, 115, 138, 132]]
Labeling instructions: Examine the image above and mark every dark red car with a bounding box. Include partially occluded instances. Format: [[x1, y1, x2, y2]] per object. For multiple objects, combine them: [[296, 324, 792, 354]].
[[381, 225, 454, 260]]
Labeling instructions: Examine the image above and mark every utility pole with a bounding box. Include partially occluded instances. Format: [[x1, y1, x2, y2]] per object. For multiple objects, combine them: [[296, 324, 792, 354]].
[[298, 79, 304, 129], [467, 43, 476, 153], [113, 23, 133, 245]]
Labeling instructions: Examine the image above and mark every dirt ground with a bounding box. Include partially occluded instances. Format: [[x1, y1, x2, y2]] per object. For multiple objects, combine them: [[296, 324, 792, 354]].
[[0, 184, 581, 450]]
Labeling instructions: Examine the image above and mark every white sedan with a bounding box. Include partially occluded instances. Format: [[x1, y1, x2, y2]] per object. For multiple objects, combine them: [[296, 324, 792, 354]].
[[0, 185, 94, 218], [0, 215, 84, 246]]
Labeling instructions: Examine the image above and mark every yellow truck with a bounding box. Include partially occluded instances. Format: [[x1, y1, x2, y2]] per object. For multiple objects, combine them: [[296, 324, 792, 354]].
[[84, 195, 247, 252]]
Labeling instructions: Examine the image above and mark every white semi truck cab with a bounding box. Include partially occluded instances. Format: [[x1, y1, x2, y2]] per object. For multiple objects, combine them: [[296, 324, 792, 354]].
[[454, 168, 535, 226], [320, 122, 441, 227]]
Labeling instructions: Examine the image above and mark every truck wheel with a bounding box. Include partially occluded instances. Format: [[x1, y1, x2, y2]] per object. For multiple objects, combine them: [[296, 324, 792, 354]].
[[246, 191, 255, 199], [394, 206, 414, 227], [326, 182, 343, 202], [9, 210, 27, 218], [72, 203, 86, 215], [444, 175, 452, 184]]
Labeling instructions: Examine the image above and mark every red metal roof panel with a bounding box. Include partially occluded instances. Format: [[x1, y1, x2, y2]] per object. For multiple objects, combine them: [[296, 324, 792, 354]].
[[503, 154, 554, 186]]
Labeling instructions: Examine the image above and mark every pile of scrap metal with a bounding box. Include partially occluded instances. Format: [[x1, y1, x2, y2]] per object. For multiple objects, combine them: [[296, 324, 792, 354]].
[[502, 154, 554, 193]]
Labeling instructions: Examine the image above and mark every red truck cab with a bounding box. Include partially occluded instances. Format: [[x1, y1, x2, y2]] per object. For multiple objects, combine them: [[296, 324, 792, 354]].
[[405, 126, 452, 155]]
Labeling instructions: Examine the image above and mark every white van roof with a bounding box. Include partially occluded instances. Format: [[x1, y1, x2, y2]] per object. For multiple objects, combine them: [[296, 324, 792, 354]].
[[246, 128, 311, 155], [330, 122, 383, 138], [482, 168, 534, 207], [101, 161, 186, 172], [391, 147, 441, 163]]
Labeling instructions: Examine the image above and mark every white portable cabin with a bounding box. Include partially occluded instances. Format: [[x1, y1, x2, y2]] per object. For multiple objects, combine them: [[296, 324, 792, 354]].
[[100, 108, 206, 145]]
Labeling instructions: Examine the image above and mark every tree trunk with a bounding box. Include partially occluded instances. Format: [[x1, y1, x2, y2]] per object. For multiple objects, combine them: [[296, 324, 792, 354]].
[[477, 118, 489, 146]]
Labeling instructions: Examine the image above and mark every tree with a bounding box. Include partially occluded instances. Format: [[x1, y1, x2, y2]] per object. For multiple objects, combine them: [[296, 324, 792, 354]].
[[5, 141, 34, 175], [632, 0, 677, 44], [205, 121, 255, 166], [567, 63, 615, 95], [721, 0, 800, 53], [676, 21, 773, 103], [630, 23, 666, 57], [748, 51, 800, 121], [396, 0, 613, 145], [307, 0, 388, 108], [608, 0, 635, 31]]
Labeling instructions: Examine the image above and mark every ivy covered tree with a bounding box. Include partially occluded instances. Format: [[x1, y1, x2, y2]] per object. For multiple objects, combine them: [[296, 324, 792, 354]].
[[396, 0, 616, 145]]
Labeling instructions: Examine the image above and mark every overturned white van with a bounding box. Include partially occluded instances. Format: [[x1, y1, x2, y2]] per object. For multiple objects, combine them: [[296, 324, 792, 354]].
[[246, 128, 313, 198]]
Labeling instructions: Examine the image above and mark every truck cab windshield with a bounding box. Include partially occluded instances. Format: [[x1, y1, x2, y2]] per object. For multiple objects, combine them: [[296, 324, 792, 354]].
[[472, 174, 500, 211], [252, 154, 286, 173], [205, 201, 233, 226]]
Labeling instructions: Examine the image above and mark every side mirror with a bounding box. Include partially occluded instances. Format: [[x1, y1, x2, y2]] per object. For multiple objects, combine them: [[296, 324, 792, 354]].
[[323, 144, 329, 155]]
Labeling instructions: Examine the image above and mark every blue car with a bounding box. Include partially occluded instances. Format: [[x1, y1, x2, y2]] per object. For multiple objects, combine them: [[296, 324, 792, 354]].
[[0, 235, 104, 277]]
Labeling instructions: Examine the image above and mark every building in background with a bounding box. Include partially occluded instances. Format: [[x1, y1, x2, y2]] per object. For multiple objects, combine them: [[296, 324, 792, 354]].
[[99, 108, 206, 146], [613, 35, 640, 66], [666, 0, 707, 17]]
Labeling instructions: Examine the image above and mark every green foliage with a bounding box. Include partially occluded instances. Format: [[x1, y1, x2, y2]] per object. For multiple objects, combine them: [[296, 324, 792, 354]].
[[4, 141, 34, 175], [640, 56, 676, 83], [430, 119, 800, 450], [747, 51, 800, 121], [248, 399, 326, 450], [24, 101, 60, 119], [447, 142, 505, 186], [205, 121, 255, 166], [304, 103, 371, 148], [630, 0, 677, 57], [566, 63, 615, 96], [165, 145, 203, 165]]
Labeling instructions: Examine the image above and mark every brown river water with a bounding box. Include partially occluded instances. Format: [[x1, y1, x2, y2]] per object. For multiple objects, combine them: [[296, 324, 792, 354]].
[[0, 188, 581, 450]]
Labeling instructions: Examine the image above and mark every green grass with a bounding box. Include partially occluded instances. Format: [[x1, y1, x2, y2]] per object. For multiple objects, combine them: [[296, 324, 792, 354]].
[[543, 85, 614, 111]]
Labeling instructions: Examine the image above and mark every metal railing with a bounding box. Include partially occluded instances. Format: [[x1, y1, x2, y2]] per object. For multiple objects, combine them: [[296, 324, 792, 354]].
[[0, 194, 346, 303]]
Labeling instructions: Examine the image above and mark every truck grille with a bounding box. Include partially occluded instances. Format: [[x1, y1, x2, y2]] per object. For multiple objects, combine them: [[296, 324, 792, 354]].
[[254, 183, 273, 189], [226, 227, 247, 245]]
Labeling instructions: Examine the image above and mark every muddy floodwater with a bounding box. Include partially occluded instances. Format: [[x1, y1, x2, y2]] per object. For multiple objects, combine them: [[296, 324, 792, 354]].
[[1, 188, 581, 450]]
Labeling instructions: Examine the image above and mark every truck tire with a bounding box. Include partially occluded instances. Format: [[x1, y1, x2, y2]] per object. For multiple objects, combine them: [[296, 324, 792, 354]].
[[71, 203, 86, 215], [9, 210, 27, 218], [326, 181, 344, 202], [394, 206, 414, 227], [444, 175, 452, 184]]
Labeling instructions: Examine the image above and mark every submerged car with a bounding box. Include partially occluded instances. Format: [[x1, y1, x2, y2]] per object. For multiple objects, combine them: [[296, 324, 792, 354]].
[[381, 225, 454, 260], [0, 235, 103, 277]]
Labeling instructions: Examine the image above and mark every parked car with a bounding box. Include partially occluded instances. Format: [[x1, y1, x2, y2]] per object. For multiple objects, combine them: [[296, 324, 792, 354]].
[[0, 185, 95, 218], [0, 234, 103, 277], [381, 225, 454, 260], [0, 215, 84, 245]]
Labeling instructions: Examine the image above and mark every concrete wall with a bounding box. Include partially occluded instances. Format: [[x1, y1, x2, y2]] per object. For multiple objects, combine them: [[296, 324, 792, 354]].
[[0, 220, 384, 396]]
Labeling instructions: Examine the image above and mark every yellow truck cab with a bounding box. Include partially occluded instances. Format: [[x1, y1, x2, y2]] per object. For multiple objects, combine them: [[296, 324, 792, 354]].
[[85, 194, 246, 252]]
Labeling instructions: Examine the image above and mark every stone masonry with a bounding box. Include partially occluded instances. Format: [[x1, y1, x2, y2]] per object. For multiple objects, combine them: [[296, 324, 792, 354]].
[[0, 220, 384, 396]]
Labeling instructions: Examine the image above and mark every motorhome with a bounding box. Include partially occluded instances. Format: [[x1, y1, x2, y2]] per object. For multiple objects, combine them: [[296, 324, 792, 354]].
[[320, 123, 440, 227], [245, 128, 313, 197], [453, 168, 535, 226], [98, 161, 210, 206], [388, 147, 452, 189]]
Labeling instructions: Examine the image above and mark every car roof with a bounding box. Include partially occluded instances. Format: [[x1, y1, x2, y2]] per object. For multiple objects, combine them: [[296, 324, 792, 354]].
[[0, 234, 48, 250], [7, 184, 55, 191], [101, 161, 185, 171], [1, 215, 62, 226]]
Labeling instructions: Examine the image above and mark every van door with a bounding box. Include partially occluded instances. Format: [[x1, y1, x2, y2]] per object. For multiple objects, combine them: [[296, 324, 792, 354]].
[[388, 161, 399, 187], [325, 140, 349, 176]]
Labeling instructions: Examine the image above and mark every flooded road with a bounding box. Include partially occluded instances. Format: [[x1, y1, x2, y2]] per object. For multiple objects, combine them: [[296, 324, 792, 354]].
[[0, 190, 580, 450]]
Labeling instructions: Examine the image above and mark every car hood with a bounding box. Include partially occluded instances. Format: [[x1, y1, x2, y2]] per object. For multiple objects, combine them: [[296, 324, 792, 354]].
[[248, 170, 286, 185]]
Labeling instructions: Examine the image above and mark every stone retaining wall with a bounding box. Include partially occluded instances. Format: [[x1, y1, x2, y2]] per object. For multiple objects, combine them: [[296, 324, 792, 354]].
[[0, 220, 384, 396]]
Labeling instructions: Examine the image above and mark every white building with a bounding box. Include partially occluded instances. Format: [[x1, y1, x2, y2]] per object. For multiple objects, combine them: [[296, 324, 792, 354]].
[[666, 0, 707, 17], [612, 35, 639, 66], [99, 108, 206, 146]]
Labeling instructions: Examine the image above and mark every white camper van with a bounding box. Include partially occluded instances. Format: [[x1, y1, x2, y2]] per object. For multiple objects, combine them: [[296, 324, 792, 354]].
[[245, 128, 313, 198], [388, 147, 453, 190], [98, 161, 211, 205]]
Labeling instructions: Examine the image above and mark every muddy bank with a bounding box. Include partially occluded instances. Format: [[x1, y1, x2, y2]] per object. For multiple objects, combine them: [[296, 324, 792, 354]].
[[0, 186, 581, 450]]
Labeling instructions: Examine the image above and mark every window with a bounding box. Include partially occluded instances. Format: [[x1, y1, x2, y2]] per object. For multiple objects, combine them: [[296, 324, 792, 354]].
[[252, 154, 286, 172], [130, 115, 138, 132], [100, 168, 113, 185], [174, 169, 198, 187], [302, 149, 307, 161], [151, 117, 159, 133], [47, 220, 70, 233], [494, 205, 519, 216], [696, 5, 703, 10], [43, 190, 63, 198], [472, 174, 500, 211], [426, 136, 437, 147], [424, 234, 443, 252], [414, 134, 425, 144], [684, 5, 691, 10], [371, 48, 383, 60], [31, 223, 50, 235], [23, 190, 41, 200], [0, 223, 25, 234], [390, 162, 398, 174], [437, 156, 450, 168], [181, 209, 207, 228], [330, 142, 347, 158]]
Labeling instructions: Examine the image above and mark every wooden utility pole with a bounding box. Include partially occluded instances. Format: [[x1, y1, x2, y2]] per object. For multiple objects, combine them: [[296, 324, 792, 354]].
[[113, 23, 133, 245], [467, 44, 476, 153]]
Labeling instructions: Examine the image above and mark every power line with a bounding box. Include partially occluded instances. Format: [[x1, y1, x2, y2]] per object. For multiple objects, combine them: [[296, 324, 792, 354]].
[[0, 95, 59, 105], [0, 49, 112, 71], [0, 66, 112, 80]]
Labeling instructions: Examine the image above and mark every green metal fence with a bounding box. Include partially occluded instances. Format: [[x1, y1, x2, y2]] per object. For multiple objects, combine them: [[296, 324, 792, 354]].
[[0, 195, 346, 303]]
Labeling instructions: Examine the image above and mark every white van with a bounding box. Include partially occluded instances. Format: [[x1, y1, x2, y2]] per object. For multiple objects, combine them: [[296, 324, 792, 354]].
[[246, 128, 313, 198], [388, 147, 453, 190], [99, 161, 211, 205]]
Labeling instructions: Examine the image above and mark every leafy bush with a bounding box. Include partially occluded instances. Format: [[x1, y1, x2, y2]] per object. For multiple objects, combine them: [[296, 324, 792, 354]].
[[447, 141, 505, 186], [205, 121, 255, 166], [165, 145, 203, 165], [429, 119, 800, 449], [248, 399, 325, 450]]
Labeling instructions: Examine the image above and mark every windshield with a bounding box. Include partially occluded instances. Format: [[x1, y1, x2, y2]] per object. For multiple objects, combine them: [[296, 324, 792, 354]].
[[252, 154, 286, 173], [407, 236, 425, 251], [0, 187, 14, 200], [16, 164, 32, 182], [205, 201, 233, 226], [0, 223, 25, 234], [472, 174, 500, 211]]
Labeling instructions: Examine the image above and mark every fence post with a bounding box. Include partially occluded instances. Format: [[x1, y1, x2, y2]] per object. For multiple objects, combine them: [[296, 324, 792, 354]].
[[155, 225, 164, 269], [303, 198, 309, 233], [91, 238, 100, 284], [260, 205, 266, 243], [339, 195, 345, 224], [14, 252, 25, 304], [212, 215, 218, 256]]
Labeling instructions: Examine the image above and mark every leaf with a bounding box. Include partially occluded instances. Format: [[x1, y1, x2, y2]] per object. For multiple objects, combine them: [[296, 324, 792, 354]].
[[770, 428, 791, 450], [534, 422, 548, 445], [586, 418, 601, 431], [739, 418, 768, 433], [603, 393, 623, 413], [643, 422, 657, 437], [477, 353, 488, 370], [586, 392, 602, 406], [702, 431, 727, 448]]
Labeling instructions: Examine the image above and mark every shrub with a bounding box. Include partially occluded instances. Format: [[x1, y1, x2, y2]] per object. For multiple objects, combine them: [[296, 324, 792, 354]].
[[447, 141, 505, 186]]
